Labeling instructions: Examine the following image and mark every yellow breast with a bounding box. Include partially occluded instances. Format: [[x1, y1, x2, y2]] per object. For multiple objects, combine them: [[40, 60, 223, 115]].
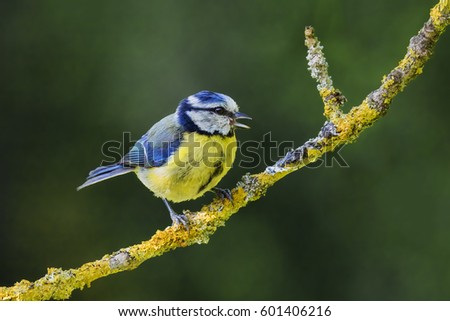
[[135, 132, 237, 202]]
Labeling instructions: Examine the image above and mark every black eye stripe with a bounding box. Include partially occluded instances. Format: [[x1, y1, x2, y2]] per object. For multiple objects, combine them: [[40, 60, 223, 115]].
[[190, 107, 234, 117], [214, 107, 226, 114]]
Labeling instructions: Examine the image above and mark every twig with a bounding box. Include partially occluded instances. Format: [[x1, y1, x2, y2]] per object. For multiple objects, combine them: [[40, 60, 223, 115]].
[[1, 0, 449, 301]]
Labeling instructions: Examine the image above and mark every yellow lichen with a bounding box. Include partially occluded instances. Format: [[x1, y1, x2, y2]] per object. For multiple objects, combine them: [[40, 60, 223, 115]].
[[431, 0, 450, 28], [319, 88, 333, 99], [333, 102, 380, 143], [306, 148, 322, 162], [382, 76, 396, 89]]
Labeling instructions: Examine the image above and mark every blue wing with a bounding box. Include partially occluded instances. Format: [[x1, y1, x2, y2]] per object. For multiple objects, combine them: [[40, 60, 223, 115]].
[[122, 134, 181, 167], [77, 114, 183, 191], [122, 114, 183, 168]]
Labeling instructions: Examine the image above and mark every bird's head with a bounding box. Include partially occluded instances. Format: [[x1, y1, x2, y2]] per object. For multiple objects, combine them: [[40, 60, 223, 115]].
[[177, 90, 252, 136]]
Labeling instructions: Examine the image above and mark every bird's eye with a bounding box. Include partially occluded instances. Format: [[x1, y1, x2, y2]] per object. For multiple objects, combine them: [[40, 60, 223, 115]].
[[214, 107, 226, 115]]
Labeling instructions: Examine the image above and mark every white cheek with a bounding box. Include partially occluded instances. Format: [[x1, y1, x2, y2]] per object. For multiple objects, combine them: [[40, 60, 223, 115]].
[[214, 117, 231, 135], [186, 111, 231, 135]]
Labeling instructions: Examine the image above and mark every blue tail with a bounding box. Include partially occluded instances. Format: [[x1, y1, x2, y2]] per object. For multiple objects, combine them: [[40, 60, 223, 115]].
[[77, 163, 134, 191]]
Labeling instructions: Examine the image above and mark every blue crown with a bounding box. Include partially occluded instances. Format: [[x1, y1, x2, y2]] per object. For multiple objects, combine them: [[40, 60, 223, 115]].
[[191, 90, 227, 107]]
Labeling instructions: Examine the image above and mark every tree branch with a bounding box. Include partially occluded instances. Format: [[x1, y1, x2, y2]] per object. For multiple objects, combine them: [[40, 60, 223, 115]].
[[1, 0, 449, 300]]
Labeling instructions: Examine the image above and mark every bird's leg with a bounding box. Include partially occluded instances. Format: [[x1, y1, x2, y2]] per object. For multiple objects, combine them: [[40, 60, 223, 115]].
[[162, 198, 189, 230], [212, 187, 233, 204]]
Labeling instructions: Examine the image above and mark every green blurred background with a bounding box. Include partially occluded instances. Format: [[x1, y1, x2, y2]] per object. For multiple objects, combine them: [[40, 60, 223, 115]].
[[1, 0, 449, 300]]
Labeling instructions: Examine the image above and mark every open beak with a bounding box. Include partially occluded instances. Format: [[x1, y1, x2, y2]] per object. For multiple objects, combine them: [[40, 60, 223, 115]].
[[233, 111, 252, 129]]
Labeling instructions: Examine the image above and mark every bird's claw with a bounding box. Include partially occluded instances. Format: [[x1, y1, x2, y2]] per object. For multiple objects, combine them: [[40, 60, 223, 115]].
[[170, 212, 189, 231], [213, 187, 233, 204]]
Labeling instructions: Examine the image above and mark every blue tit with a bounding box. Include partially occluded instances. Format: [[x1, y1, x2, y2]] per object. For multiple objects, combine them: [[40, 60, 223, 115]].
[[77, 90, 251, 228]]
